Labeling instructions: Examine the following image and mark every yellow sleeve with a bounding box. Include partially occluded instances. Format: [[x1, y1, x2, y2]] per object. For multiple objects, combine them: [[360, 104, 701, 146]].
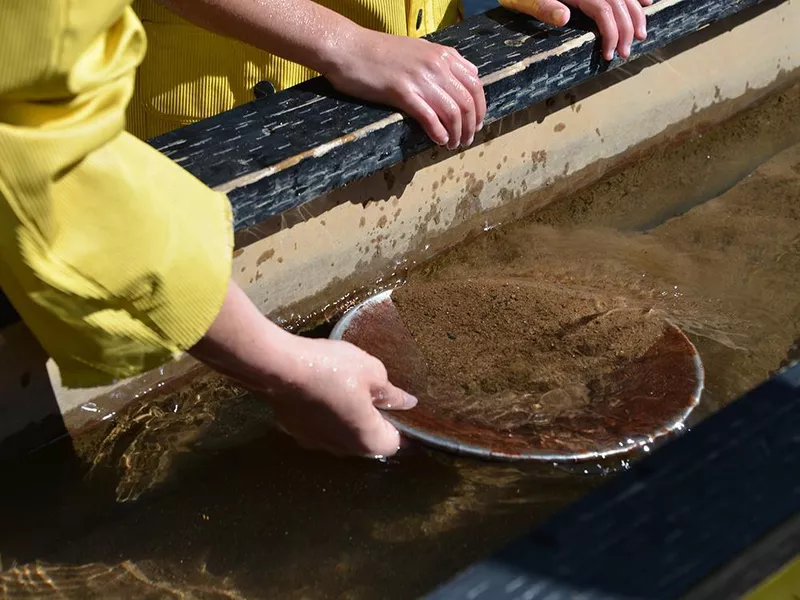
[[0, 1, 233, 388], [125, 0, 462, 140]]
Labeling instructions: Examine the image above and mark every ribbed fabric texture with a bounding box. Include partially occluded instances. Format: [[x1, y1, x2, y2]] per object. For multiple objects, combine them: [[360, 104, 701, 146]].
[[126, 0, 462, 140], [0, 0, 233, 387]]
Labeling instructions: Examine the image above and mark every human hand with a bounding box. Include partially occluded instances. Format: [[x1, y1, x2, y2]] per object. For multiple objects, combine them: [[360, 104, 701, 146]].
[[268, 336, 418, 458], [500, 0, 651, 61], [190, 282, 416, 460], [323, 28, 486, 150]]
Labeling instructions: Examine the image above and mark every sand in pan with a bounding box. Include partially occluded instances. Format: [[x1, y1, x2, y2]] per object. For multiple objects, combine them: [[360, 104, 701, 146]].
[[392, 278, 669, 432]]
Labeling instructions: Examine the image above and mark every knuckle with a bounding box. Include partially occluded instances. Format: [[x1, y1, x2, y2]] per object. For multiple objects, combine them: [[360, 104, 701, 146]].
[[425, 54, 446, 72], [457, 80, 474, 101], [614, 1, 632, 22], [464, 75, 481, 91], [442, 99, 460, 119], [393, 81, 417, 102]]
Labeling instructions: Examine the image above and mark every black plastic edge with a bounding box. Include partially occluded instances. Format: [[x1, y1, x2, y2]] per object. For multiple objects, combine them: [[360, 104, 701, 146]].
[[423, 361, 800, 600]]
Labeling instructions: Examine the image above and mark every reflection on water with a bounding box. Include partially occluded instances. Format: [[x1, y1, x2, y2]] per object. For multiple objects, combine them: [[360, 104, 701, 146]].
[[2, 425, 588, 599], [1, 84, 799, 599], [88, 377, 250, 504], [0, 561, 245, 600]]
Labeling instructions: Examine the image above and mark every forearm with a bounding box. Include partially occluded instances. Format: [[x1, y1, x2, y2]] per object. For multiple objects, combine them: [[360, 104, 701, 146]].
[[156, 0, 360, 75], [189, 280, 302, 395]]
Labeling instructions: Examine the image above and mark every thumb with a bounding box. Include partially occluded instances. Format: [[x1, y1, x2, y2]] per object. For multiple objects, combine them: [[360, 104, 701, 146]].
[[372, 382, 418, 411], [499, 0, 571, 27]]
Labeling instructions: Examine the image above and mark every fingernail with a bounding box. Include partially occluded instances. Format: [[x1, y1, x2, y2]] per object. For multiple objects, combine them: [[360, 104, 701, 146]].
[[477, 121, 484, 131], [439, 136, 449, 146], [403, 392, 418, 409], [625, 44, 631, 57], [551, 8, 568, 24]]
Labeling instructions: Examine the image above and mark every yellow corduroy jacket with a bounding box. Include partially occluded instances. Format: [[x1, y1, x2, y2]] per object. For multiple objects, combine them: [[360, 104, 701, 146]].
[[0, 0, 232, 387], [127, 0, 463, 140]]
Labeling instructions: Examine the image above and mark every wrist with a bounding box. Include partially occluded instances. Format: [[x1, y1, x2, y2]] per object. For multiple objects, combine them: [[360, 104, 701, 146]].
[[315, 20, 370, 78], [247, 321, 308, 391]]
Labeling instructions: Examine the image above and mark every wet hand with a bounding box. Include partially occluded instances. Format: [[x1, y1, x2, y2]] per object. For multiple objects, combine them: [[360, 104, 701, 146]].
[[323, 29, 486, 150], [269, 336, 418, 458], [500, 0, 651, 61]]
